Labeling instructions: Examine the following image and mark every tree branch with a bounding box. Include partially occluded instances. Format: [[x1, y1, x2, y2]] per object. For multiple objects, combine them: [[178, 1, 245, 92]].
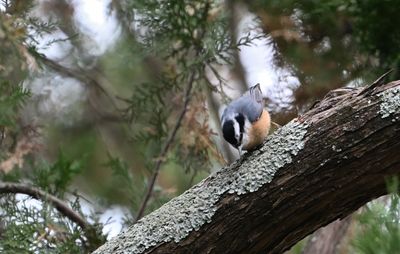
[[93, 80, 400, 253], [0, 182, 88, 229], [0, 182, 104, 251]]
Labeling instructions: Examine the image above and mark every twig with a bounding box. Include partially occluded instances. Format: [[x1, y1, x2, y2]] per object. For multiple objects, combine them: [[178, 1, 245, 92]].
[[38, 55, 87, 84], [133, 0, 212, 222], [271, 121, 281, 129], [134, 72, 196, 222], [357, 69, 394, 96], [0, 182, 89, 230]]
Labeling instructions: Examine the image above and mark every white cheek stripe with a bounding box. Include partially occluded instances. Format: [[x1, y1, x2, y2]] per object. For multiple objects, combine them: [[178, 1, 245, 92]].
[[242, 118, 251, 147], [233, 120, 240, 140]]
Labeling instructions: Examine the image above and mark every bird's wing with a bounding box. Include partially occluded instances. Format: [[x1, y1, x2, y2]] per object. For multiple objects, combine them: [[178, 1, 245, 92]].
[[233, 97, 263, 123], [221, 84, 265, 123], [240, 84, 264, 122]]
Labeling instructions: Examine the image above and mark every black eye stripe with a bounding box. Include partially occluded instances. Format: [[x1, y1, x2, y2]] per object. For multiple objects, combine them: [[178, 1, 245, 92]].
[[222, 120, 238, 147], [235, 114, 245, 134]]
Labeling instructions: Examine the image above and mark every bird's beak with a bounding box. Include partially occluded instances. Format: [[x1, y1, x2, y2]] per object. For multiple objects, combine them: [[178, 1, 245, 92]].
[[238, 145, 242, 157]]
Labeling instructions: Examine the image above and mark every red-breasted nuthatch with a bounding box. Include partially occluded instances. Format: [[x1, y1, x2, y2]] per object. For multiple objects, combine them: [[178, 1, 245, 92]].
[[221, 84, 271, 155]]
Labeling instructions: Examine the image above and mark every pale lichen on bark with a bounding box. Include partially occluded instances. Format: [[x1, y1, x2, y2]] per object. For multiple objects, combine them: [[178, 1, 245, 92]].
[[379, 86, 400, 119], [93, 120, 308, 254]]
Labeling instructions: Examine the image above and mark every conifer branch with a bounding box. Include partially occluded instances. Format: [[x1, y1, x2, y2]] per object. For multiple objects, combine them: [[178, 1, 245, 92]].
[[134, 72, 196, 222]]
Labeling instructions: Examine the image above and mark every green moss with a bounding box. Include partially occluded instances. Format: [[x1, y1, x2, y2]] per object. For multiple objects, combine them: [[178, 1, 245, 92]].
[[379, 86, 400, 119]]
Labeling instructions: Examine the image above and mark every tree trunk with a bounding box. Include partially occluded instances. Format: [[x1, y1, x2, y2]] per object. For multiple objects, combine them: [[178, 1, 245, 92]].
[[302, 216, 352, 254], [93, 80, 400, 254]]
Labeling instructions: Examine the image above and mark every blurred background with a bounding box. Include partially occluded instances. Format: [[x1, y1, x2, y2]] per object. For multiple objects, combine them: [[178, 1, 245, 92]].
[[0, 0, 400, 253]]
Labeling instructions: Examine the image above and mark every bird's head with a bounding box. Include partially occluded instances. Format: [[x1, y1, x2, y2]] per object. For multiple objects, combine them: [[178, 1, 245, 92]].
[[222, 113, 245, 154]]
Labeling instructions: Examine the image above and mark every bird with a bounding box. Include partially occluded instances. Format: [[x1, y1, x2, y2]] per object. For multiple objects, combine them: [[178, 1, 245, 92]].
[[221, 84, 271, 156]]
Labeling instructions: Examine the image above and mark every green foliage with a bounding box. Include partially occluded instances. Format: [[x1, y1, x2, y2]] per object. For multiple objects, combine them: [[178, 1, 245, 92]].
[[130, 0, 229, 60], [33, 152, 85, 197], [2, 0, 400, 252], [249, 0, 400, 105], [351, 180, 400, 254], [0, 81, 30, 127], [103, 0, 235, 216], [288, 237, 309, 254], [0, 0, 259, 252], [0, 12, 32, 162], [352, 195, 400, 254], [350, 0, 400, 67], [0, 155, 103, 253], [0, 195, 87, 254], [105, 156, 145, 216]]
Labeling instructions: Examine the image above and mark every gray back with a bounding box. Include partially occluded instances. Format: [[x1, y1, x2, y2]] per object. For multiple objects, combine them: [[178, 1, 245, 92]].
[[222, 84, 264, 123]]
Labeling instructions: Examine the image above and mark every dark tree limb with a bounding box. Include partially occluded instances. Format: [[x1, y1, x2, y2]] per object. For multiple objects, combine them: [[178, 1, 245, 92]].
[[94, 80, 400, 254], [0, 182, 88, 229]]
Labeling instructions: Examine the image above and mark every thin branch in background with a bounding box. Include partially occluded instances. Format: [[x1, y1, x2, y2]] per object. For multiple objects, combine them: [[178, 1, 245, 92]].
[[0, 182, 89, 230], [226, 0, 248, 93], [357, 69, 394, 96], [134, 71, 197, 222], [36, 54, 122, 115], [206, 63, 231, 95], [134, 0, 212, 222]]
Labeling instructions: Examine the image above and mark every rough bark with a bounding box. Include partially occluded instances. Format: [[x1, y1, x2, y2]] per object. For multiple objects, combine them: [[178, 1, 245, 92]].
[[94, 80, 400, 254]]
